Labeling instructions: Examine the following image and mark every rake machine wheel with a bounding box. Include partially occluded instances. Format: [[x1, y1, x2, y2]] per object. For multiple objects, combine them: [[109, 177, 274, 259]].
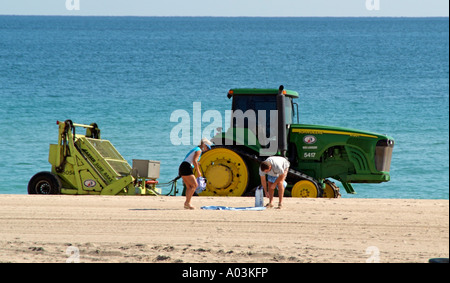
[[28, 171, 62, 195]]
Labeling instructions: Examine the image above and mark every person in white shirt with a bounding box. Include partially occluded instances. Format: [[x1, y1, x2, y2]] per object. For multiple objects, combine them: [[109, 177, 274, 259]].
[[259, 156, 290, 209]]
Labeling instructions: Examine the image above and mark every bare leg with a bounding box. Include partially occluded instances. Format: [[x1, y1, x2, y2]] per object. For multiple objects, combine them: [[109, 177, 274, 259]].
[[182, 175, 198, 209], [267, 181, 275, 208], [277, 181, 285, 208]]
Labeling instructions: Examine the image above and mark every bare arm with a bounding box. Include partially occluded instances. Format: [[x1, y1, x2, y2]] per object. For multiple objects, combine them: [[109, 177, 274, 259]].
[[260, 175, 268, 197], [192, 151, 202, 177]]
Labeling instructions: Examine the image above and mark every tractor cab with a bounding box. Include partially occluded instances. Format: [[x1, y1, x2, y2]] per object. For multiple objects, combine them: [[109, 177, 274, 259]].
[[226, 85, 298, 156]]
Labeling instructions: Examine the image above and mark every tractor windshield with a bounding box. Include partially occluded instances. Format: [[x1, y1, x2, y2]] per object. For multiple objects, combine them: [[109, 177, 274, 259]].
[[232, 95, 294, 137], [232, 95, 276, 135]]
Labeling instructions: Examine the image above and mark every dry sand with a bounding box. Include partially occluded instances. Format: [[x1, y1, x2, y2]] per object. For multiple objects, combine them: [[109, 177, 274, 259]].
[[0, 194, 448, 263]]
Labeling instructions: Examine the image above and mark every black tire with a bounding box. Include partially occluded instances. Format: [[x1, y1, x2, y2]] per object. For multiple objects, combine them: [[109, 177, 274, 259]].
[[28, 172, 62, 195]]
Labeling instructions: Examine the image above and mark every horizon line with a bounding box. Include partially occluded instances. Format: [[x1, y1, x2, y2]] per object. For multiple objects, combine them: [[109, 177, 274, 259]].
[[0, 14, 449, 18]]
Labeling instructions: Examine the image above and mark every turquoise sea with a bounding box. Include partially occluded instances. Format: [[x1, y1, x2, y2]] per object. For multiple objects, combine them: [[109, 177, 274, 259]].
[[0, 16, 448, 199]]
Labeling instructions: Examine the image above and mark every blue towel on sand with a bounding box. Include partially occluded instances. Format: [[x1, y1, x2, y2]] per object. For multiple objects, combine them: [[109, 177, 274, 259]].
[[201, 206, 266, 211]]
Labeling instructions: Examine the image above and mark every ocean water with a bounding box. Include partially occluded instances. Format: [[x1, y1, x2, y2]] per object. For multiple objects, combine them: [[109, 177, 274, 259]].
[[0, 16, 448, 199]]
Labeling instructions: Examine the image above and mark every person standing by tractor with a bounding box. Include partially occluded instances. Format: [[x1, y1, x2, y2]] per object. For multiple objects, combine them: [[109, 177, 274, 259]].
[[259, 156, 290, 209], [179, 138, 212, 210]]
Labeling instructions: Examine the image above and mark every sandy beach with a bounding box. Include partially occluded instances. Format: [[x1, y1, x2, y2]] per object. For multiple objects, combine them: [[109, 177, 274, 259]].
[[0, 194, 447, 263]]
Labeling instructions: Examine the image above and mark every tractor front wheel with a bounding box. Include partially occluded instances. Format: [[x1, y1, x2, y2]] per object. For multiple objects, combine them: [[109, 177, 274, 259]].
[[28, 172, 62, 195], [291, 180, 321, 198]]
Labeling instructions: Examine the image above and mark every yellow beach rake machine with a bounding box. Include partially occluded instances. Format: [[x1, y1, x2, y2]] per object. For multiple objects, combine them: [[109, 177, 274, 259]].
[[28, 120, 166, 195]]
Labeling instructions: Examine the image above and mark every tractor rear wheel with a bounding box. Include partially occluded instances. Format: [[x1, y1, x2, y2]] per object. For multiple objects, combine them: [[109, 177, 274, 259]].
[[197, 148, 249, 196], [291, 180, 321, 198], [28, 171, 62, 195]]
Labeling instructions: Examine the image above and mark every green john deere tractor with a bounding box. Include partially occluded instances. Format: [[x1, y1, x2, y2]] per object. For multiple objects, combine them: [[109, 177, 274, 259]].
[[197, 86, 394, 198]]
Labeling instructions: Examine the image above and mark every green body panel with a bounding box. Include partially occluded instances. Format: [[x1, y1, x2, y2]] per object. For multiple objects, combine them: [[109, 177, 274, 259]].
[[217, 127, 262, 153]]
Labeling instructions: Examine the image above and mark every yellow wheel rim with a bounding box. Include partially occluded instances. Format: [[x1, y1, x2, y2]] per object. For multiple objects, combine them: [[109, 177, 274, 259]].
[[197, 148, 249, 197], [323, 183, 335, 198], [291, 180, 319, 198], [322, 180, 341, 198]]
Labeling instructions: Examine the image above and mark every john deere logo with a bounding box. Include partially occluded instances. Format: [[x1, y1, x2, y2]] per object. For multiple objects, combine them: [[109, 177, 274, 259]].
[[303, 135, 317, 144], [84, 179, 96, 188]]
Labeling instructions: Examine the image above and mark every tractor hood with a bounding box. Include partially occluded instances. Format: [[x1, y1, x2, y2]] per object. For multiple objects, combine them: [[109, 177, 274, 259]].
[[290, 123, 395, 183], [290, 124, 394, 141]]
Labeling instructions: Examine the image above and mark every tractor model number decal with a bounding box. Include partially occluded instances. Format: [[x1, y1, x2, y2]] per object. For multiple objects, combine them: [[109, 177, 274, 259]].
[[84, 179, 97, 188], [304, 152, 316, 158], [303, 135, 317, 144]]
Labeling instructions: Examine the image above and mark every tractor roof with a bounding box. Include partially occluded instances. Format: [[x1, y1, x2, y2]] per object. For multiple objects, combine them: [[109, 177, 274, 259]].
[[227, 88, 299, 99]]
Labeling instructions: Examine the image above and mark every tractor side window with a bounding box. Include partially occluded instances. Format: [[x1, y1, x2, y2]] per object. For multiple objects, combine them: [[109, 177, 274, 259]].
[[285, 97, 293, 125]]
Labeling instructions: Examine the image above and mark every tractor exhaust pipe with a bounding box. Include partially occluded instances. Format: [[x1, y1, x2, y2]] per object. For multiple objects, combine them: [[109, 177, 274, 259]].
[[277, 85, 287, 157]]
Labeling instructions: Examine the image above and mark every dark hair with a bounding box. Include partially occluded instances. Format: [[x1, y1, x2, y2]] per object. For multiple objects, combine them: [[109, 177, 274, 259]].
[[260, 161, 271, 172]]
